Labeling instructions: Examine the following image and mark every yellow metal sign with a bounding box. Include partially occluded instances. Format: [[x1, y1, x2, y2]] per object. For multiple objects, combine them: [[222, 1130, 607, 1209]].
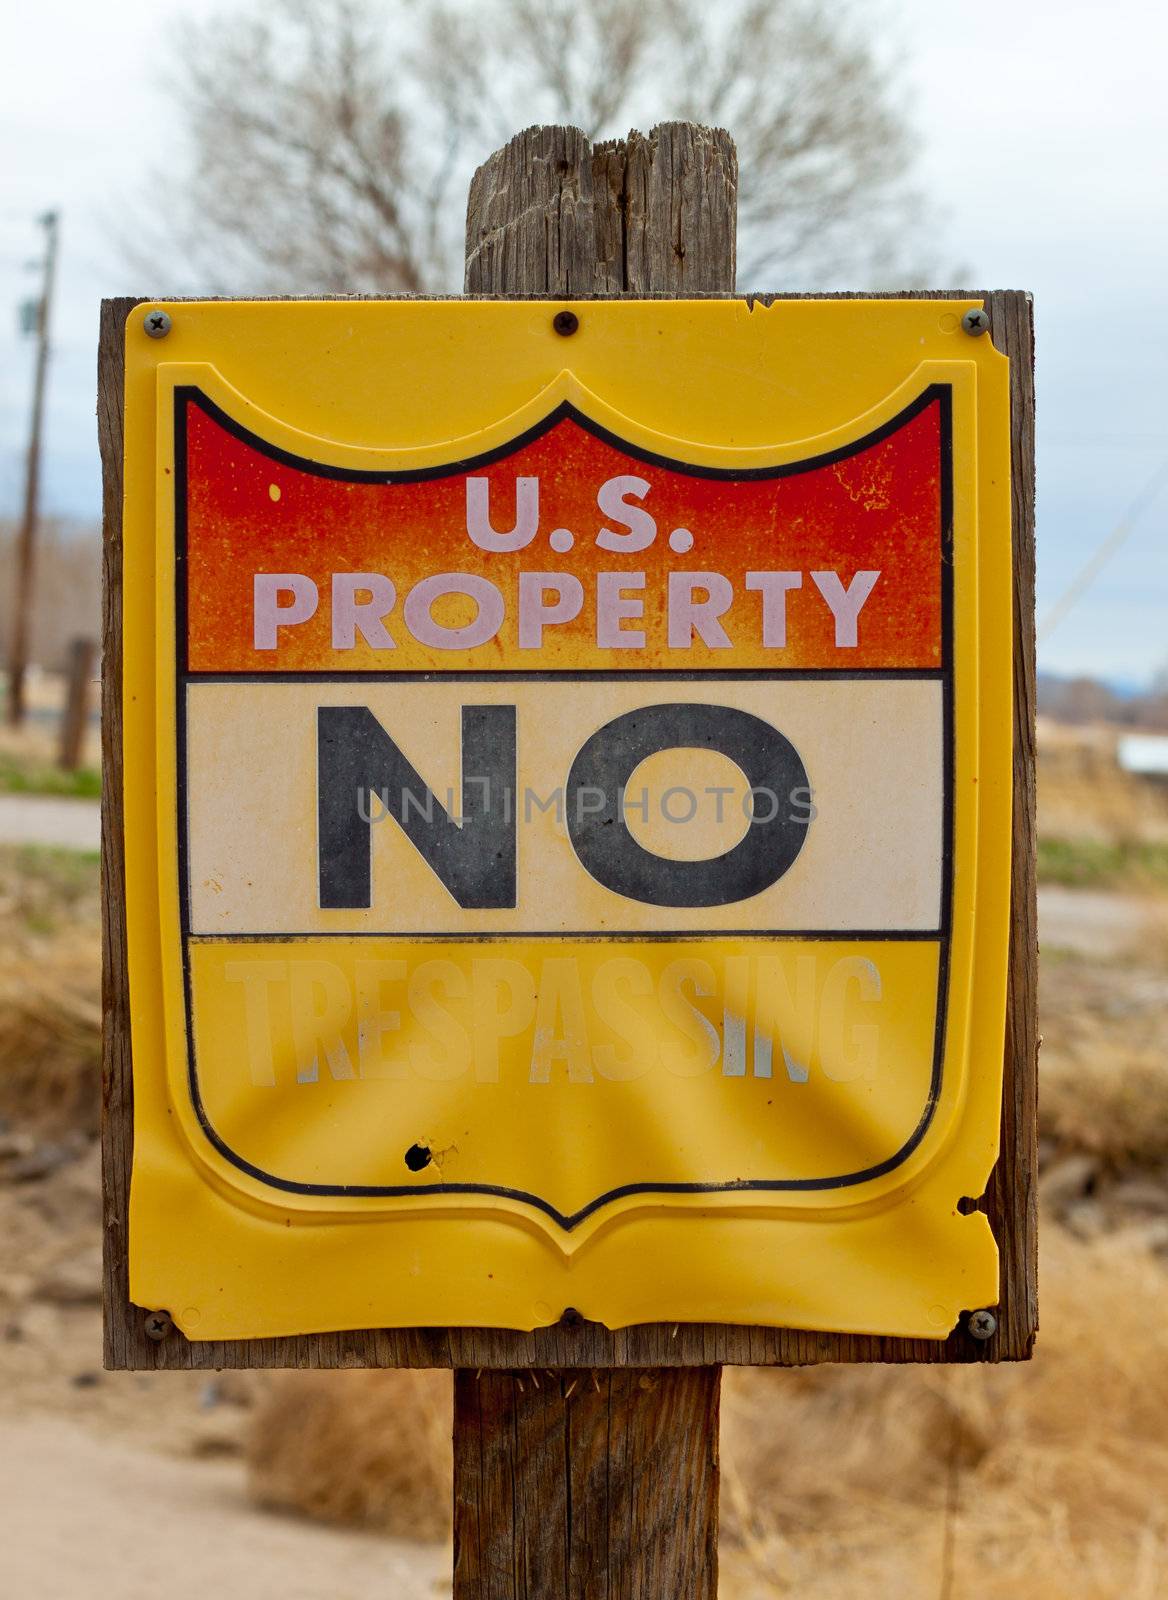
[[123, 299, 1012, 1340]]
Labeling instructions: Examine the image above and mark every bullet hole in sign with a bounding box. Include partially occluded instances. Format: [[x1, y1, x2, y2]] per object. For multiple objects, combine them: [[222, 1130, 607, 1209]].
[[404, 1143, 432, 1172]]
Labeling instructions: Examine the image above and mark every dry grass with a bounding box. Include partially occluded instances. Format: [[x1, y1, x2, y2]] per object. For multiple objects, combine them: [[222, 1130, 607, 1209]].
[[0, 847, 101, 1139], [720, 1226, 1168, 1597], [0, 952, 101, 1140], [245, 1370, 451, 1541], [0, 843, 100, 935], [1040, 954, 1168, 1174], [1038, 720, 1168, 848]]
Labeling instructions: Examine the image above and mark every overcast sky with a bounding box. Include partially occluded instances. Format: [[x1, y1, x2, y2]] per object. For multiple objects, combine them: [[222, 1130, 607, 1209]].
[[1, 0, 1165, 685]]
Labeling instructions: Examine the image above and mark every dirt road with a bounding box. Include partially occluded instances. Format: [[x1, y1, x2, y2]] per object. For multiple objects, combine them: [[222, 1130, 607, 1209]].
[[1038, 883, 1168, 958], [0, 1416, 448, 1600], [0, 795, 100, 851]]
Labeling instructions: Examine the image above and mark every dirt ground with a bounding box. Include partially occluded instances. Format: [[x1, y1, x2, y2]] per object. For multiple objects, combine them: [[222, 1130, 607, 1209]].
[[0, 1418, 447, 1600]]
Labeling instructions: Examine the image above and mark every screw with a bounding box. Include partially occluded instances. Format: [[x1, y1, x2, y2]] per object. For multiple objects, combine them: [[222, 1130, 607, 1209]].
[[143, 308, 172, 339], [552, 309, 579, 337], [967, 1308, 997, 1341], [961, 307, 990, 337], [559, 1306, 584, 1329], [144, 1309, 174, 1342]]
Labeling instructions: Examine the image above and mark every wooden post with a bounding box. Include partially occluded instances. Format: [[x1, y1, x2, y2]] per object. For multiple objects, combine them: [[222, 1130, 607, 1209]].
[[58, 635, 96, 771], [454, 1368, 720, 1599], [453, 122, 736, 1600], [465, 123, 736, 296]]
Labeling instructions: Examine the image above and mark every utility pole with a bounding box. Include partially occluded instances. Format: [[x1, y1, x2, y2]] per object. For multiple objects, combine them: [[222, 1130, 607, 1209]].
[[7, 209, 60, 727]]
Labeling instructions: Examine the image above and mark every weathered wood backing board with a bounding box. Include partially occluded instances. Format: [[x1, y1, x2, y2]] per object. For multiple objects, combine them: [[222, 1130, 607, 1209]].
[[100, 288, 1036, 1371]]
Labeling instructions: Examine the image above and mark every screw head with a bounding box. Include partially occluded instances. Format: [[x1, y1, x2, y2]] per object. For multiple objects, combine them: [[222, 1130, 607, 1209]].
[[961, 307, 990, 337], [559, 1305, 584, 1329], [144, 1309, 174, 1342], [967, 1308, 998, 1341], [552, 309, 579, 337], [143, 308, 172, 339]]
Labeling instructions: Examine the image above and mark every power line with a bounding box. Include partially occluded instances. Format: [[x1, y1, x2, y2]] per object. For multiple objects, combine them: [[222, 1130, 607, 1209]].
[[1038, 454, 1168, 640]]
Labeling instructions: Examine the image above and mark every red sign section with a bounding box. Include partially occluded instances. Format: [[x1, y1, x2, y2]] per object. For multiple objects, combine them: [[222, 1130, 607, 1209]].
[[182, 391, 945, 674]]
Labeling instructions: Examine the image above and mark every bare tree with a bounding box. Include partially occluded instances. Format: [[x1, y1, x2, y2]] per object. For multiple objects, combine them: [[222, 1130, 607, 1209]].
[[149, 0, 931, 293]]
